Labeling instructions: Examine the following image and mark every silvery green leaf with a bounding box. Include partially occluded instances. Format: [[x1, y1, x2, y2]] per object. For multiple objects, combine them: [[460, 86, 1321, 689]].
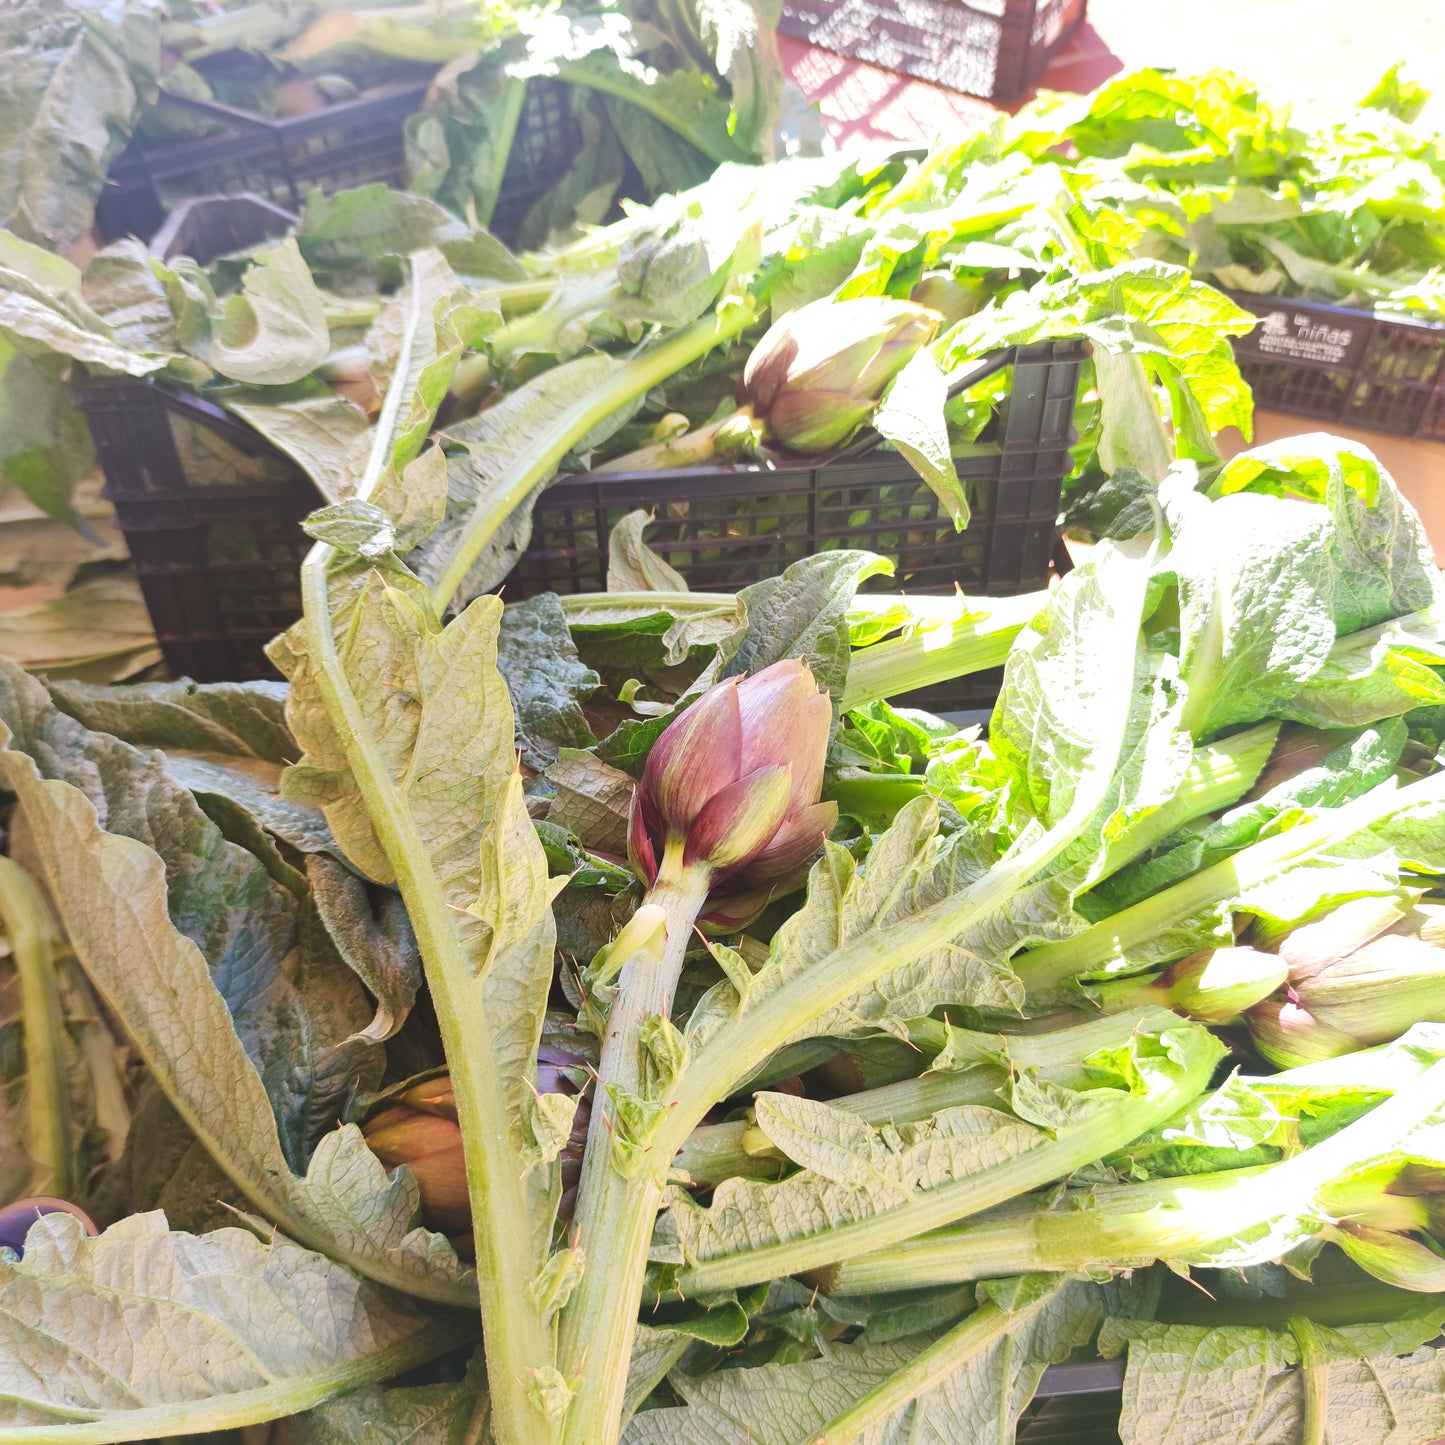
[[545, 748, 635, 856], [607, 509, 688, 593], [1217, 434, 1443, 639], [1277, 606, 1445, 728], [0, 0, 159, 251], [623, 1278, 1105, 1445], [289, 1356, 487, 1445], [308, 855, 420, 1044], [1164, 474, 1337, 739], [468, 770, 566, 1143], [0, 661, 474, 1305], [410, 352, 641, 603], [0, 1211, 458, 1441], [225, 389, 372, 505], [1101, 1302, 1445, 1445], [47, 676, 295, 762]]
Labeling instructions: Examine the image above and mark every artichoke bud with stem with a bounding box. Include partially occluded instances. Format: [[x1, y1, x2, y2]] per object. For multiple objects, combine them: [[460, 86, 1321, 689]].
[[627, 658, 837, 930], [739, 295, 942, 455], [595, 296, 941, 472], [1091, 946, 1288, 1024]]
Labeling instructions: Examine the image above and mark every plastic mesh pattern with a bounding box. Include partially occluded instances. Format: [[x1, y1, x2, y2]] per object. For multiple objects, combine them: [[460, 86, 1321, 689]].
[[776, 0, 1086, 99], [1228, 291, 1445, 440], [97, 78, 579, 246], [77, 340, 1083, 702]]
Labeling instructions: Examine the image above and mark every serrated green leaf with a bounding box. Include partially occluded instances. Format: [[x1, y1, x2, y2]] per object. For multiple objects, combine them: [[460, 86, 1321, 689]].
[[670, 1020, 1221, 1291], [872, 348, 967, 527], [0, 661, 475, 1306], [0, 1211, 459, 1443], [623, 1278, 1104, 1444], [1102, 1304, 1445, 1445], [289, 1359, 487, 1445], [498, 594, 600, 770], [607, 510, 688, 593]]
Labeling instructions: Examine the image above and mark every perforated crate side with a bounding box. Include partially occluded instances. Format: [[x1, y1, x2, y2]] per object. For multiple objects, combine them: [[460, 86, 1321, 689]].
[[97, 82, 428, 242], [489, 79, 586, 242], [777, 0, 1086, 100], [1226, 291, 1445, 439], [512, 339, 1083, 606], [76, 381, 320, 683]]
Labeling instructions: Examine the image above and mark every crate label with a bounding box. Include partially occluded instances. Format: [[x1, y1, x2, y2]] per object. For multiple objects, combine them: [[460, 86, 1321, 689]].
[[1248, 307, 1366, 368]]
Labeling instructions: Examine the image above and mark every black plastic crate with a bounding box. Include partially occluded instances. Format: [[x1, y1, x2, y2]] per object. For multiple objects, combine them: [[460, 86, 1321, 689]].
[[150, 193, 296, 265], [1022, 1359, 1124, 1444], [75, 337, 1082, 691], [511, 339, 1086, 711], [512, 339, 1087, 599], [97, 77, 580, 248], [777, 0, 1087, 100], [1227, 291, 1445, 441], [75, 382, 319, 683]]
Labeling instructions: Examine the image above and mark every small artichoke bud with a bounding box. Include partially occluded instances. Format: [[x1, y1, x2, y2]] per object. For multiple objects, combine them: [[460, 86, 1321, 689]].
[[629, 658, 837, 923], [1155, 947, 1290, 1024], [364, 1053, 592, 1239], [362, 1103, 471, 1235], [740, 296, 941, 455], [908, 271, 988, 328], [1244, 998, 1360, 1070]]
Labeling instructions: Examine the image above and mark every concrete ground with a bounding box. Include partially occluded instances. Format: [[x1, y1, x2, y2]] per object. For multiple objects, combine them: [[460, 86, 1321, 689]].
[[781, 0, 1445, 554]]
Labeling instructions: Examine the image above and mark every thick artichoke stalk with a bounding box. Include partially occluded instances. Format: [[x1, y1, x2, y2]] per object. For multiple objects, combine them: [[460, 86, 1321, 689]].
[[558, 658, 837, 1436]]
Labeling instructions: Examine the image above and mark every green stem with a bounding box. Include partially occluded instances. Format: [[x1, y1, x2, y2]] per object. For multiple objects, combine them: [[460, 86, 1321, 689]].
[[1290, 1316, 1329, 1445], [0, 858, 73, 1198], [430, 304, 755, 612], [592, 409, 758, 474], [826, 1054, 1445, 1293], [1087, 721, 1279, 885], [673, 1024, 1217, 1293], [299, 280, 554, 1441], [674, 1007, 1170, 1186], [839, 591, 1047, 710], [487, 278, 625, 360], [1015, 769, 1445, 995], [820, 1166, 1273, 1293], [301, 558, 549, 1445], [803, 1287, 1062, 1444], [558, 865, 712, 1445], [475, 76, 528, 228], [672, 1119, 785, 1187]]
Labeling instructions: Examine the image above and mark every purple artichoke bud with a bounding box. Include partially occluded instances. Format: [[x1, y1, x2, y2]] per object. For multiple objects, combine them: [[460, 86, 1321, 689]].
[[0, 1198, 97, 1256], [740, 297, 941, 455], [629, 659, 837, 917], [1244, 998, 1362, 1069], [1247, 899, 1445, 1065], [363, 1099, 471, 1237]]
